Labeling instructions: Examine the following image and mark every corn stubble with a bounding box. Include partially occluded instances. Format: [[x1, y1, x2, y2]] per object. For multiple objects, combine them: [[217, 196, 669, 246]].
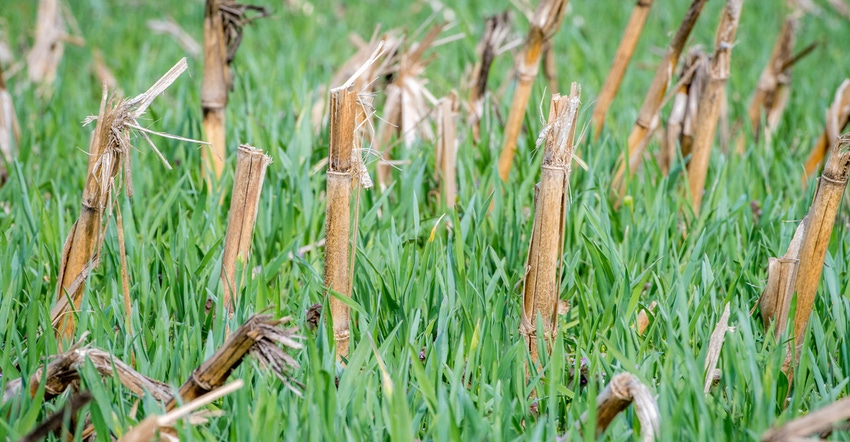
[[436, 92, 459, 208], [497, 0, 568, 182], [591, 0, 654, 141], [201, 0, 268, 188], [221, 145, 272, 313], [802, 79, 850, 180], [50, 59, 200, 343], [568, 372, 660, 442], [759, 133, 850, 376], [612, 0, 709, 200], [659, 48, 708, 175], [468, 12, 512, 145], [687, 0, 743, 217], [520, 84, 580, 362]]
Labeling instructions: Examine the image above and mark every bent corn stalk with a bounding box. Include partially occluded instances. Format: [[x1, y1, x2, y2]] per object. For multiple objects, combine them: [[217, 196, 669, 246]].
[[520, 84, 580, 362], [612, 0, 709, 198], [221, 145, 271, 312], [687, 0, 743, 217], [572, 372, 661, 442], [496, 0, 568, 182], [592, 0, 654, 141]]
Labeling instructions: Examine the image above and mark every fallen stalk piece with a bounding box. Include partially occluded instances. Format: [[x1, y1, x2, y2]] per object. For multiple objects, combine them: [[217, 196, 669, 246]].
[[520, 84, 580, 361], [167, 314, 303, 409], [573, 372, 661, 442], [703, 303, 731, 393], [221, 144, 272, 312], [497, 0, 568, 181], [592, 0, 654, 141], [686, 0, 743, 216], [119, 380, 244, 442], [50, 58, 203, 343], [611, 0, 709, 199], [762, 396, 850, 442], [759, 133, 850, 375]]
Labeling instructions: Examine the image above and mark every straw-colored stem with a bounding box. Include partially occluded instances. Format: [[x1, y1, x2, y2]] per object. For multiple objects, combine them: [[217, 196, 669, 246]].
[[202, 0, 228, 187], [497, 0, 568, 181], [325, 87, 357, 358], [469, 12, 510, 145], [27, 0, 65, 85], [521, 84, 580, 361], [762, 396, 850, 442], [221, 144, 271, 312], [437, 92, 459, 208], [747, 16, 798, 142], [612, 0, 709, 196], [592, 0, 654, 141], [687, 0, 743, 217], [575, 372, 660, 442]]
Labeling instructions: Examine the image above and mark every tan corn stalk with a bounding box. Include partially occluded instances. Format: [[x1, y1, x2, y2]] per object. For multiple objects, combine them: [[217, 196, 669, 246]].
[[201, 0, 268, 187], [496, 0, 568, 181], [802, 79, 850, 180], [659, 48, 708, 175], [50, 59, 202, 343], [520, 84, 580, 362], [591, 0, 654, 141], [468, 12, 512, 145], [757, 220, 803, 341], [611, 0, 709, 197], [27, 0, 66, 86], [375, 25, 444, 190], [747, 14, 801, 143], [220, 145, 271, 312], [436, 91, 459, 208], [572, 372, 661, 442], [2, 344, 171, 403], [703, 303, 731, 393], [0, 63, 20, 163], [762, 395, 850, 442], [119, 380, 243, 442], [166, 314, 302, 408], [687, 0, 744, 217]]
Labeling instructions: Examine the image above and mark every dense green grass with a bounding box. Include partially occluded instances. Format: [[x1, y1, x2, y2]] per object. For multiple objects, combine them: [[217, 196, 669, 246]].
[[2, 0, 850, 440]]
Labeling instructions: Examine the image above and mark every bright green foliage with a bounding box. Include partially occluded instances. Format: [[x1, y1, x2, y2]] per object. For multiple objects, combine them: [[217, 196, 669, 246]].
[[1, 1, 849, 440]]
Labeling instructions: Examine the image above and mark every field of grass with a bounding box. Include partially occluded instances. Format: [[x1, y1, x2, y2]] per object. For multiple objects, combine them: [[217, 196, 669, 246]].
[[2, 0, 850, 440]]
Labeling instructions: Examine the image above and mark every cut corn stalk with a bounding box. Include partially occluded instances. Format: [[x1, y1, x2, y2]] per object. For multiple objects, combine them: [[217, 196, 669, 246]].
[[760, 133, 850, 375], [612, 0, 709, 198], [592, 0, 654, 141], [201, 0, 268, 188], [0, 63, 20, 164], [762, 395, 850, 442], [687, 0, 744, 217], [747, 13, 805, 143], [496, 0, 568, 181], [436, 91, 459, 208], [520, 83, 580, 362], [50, 59, 203, 343], [802, 79, 850, 180], [221, 145, 272, 313], [468, 12, 512, 144]]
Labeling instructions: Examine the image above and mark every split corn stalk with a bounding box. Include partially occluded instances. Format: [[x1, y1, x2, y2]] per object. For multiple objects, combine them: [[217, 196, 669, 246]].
[[802, 79, 850, 180], [687, 0, 744, 217], [50, 59, 199, 343], [468, 12, 512, 145], [0, 63, 20, 163], [201, 0, 268, 187], [221, 145, 272, 312], [591, 0, 654, 141], [520, 84, 580, 362], [759, 133, 850, 374], [659, 48, 708, 175], [436, 91, 459, 208], [496, 0, 568, 182], [746, 14, 800, 143], [611, 0, 709, 198]]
